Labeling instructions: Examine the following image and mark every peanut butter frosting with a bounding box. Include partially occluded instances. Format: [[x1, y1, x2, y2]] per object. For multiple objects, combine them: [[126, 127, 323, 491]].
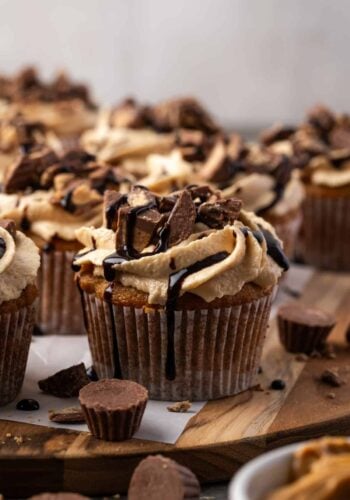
[[0, 148, 132, 242], [0, 220, 40, 304], [267, 437, 350, 500], [262, 104, 350, 188], [0, 67, 97, 137], [74, 185, 288, 305]]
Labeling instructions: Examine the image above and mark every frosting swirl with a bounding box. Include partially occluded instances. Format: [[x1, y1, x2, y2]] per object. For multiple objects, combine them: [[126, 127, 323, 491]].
[[0, 220, 40, 304]]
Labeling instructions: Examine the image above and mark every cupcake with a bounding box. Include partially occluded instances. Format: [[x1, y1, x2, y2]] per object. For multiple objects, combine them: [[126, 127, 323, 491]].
[[261, 104, 350, 270], [74, 185, 288, 401], [81, 96, 219, 177], [79, 378, 148, 441], [0, 67, 97, 150], [0, 219, 40, 405], [0, 145, 132, 335]]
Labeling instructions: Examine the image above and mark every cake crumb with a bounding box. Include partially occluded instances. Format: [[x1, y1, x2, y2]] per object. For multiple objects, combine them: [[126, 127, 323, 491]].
[[5, 433, 12, 438], [320, 368, 344, 387], [13, 436, 23, 445], [295, 353, 309, 362], [327, 392, 336, 399], [167, 400, 192, 413]]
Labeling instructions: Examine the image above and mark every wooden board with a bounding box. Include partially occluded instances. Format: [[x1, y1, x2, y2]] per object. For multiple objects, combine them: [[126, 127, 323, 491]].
[[0, 269, 349, 497]]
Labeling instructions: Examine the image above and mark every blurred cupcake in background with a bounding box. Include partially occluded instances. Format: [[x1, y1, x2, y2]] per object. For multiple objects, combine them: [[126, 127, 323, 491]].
[[74, 185, 288, 401], [0, 219, 40, 405], [0, 67, 97, 150], [262, 104, 350, 271], [81, 96, 220, 179], [0, 144, 132, 335]]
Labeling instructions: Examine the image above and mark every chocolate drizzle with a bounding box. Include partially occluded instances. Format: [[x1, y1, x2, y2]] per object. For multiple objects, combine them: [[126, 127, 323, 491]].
[[260, 228, 289, 271], [165, 251, 229, 380], [0, 237, 6, 259]]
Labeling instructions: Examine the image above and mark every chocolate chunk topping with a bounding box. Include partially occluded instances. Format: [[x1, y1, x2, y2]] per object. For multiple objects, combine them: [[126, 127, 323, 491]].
[[329, 126, 350, 150], [260, 124, 296, 145], [320, 369, 344, 387], [197, 198, 242, 228], [111, 97, 150, 129], [307, 104, 335, 132], [167, 190, 196, 247], [175, 128, 215, 162], [48, 407, 85, 423], [0, 219, 16, 238], [38, 363, 90, 398]]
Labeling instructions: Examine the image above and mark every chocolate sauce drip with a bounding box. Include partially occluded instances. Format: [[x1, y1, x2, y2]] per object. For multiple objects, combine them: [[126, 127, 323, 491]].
[[106, 194, 127, 229], [119, 201, 157, 259], [0, 237, 6, 259], [20, 207, 31, 232], [60, 189, 76, 213], [165, 251, 229, 380], [72, 249, 93, 272], [103, 282, 115, 302], [103, 253, 129, 281], [256, 157, 292, 216], [260, 228, 289, 271], [240, 226, 264, 244]]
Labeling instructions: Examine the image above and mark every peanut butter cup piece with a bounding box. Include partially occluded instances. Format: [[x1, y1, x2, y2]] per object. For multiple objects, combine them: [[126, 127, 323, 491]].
[[79, 379, 148, 441], [38, 363, 90, 398], [277, 303, 336, 354], [128, 455, 200, 500]]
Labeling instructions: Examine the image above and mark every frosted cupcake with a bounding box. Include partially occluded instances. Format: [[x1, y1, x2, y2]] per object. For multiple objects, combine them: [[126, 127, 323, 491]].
[[0, 145, 132, 334], [0, 67, 97, 150], [0, 219, 40, 405], [262, 104, 350, 270], [74, 185, 288, 401]]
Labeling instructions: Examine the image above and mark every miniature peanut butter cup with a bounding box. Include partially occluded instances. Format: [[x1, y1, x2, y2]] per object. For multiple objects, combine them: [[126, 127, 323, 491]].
[[79, 378, 148, 441], [128, 455, 201, 500], [277, 302, 336, 354]]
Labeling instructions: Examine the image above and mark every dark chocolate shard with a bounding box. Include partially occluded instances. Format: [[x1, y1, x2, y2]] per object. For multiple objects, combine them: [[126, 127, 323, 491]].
[[329, 126, 350, 150], [133, 209, 166, 252], [260, 124, 296, 145], [48, 407, 85, 423], [167, 190, 196, 247], [320, 369, 344, 388], [115, 206, 130, 255], [104, 191, 127, 230], [38, 363, 90, 398], [198, 198, 242, 228], [0, 219, 16, 238]]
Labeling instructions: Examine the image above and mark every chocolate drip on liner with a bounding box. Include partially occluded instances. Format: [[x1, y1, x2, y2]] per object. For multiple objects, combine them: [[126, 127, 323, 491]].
[[0, 237, 6, 259], [165, 251, 229, 380]]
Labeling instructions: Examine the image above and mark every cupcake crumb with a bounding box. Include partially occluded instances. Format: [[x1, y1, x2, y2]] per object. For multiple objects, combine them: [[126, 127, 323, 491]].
[[13, 435, 23, 445], [327, 392, 336, 399], [320, 368, 344, 387], [253, 384, 264, 392], [5, 433, 12, 438], [167, 400, 192, 413], [295, 353, 309, 362]]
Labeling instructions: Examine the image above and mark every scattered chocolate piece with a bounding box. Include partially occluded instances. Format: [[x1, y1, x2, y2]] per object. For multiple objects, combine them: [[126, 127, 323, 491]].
[[128, 455, 201, 500], [327, 392, 336, 399], [48, 407, 85, 423], [16, 399, 40, 411], [167, 400, 192, 413], [79, 379, 148, 441], [320, 369, 344, 388], [0, 219, 16, 238], [277, 303, 336, 354], [270, 379, 286, 391], [38, 363, 90, 398]]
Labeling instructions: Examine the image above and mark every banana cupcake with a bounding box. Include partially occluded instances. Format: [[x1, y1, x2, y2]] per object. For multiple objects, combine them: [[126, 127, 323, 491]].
[[0, 145, 132, 335], [262, 104, 350, 270], [81, 96, 219, 178], [0, 219, 40, 405], [74, 185, 288, 401], [0, 67, 97, 150]]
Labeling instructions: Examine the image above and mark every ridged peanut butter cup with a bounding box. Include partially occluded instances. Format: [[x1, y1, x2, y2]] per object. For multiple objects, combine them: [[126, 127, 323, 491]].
[[79, 378, 148, 441], [128, 455, 201, 500], [277, 302, 336, 354]]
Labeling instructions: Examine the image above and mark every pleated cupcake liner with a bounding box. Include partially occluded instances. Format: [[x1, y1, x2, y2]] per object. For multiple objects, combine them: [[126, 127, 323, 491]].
[[80, 288, 274, 401], [0, 304, 36, 406], [278, 317, 333, 354], [301, 194, 350, 271], [265, 210, 302, 260], [80, 400, 147, 441], [37, 249, 85, 335]]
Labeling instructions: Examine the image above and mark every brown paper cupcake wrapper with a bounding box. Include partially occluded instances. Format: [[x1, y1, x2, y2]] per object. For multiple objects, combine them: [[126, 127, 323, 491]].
[[278, 317, 332, 354], [0, 304, 36, 406], [80, 289, 273, 401], [301, 194, 350, 271], [265, 210, 302, 260], [81, 401, 147, 441], [37, 250, 85, 335]]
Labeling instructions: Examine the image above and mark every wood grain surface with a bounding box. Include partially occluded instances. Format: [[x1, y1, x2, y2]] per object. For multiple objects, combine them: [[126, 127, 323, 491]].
[[0, 269, 349, 497]]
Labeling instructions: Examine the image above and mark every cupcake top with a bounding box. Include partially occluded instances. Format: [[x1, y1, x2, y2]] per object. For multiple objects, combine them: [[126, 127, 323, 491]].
[[0, 67, 97, 137], [81, 96, 219, 165], [0, 219, 40, 304], [261, 104, 350, 188], [74, 185, 288, 306], [0, 147, 132, 243]]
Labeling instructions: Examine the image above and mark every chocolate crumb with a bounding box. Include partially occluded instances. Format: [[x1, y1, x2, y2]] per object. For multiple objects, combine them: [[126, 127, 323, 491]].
[[49, 407, 85, 423], [38, 363, 90, 398], [270, 379, 286, 390], [320, 369, 344, 387], [253, 384, 264, 392], [167, 400, 192, 413]]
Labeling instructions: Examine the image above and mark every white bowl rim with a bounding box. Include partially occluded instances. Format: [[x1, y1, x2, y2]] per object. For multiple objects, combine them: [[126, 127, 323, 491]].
[[228, 441, 305, 500]]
